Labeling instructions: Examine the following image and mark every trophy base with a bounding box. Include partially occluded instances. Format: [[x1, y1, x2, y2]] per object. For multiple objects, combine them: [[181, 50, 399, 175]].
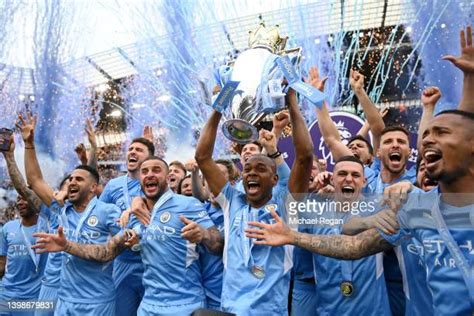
[[222, 119, 259, 144]]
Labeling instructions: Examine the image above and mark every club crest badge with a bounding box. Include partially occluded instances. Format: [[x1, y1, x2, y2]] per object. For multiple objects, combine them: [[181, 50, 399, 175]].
[[265, 204, 277, 213], [87, 215, 98, 227], [160, 212, 171, 223]]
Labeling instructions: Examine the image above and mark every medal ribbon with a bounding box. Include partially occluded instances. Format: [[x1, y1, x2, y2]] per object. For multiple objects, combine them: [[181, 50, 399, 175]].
[[61, 197, 97, 242], [243, 205, 273, 275], [122, 176, 131, 210], [20, 223, 41, 272], [335, 222, 353, 285], [431, 194, 474, 309]]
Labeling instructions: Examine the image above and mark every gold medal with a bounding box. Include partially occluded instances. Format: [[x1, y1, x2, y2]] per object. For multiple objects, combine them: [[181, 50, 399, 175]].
[[251, 265, 265, 279], [340, 281, 354, 297]]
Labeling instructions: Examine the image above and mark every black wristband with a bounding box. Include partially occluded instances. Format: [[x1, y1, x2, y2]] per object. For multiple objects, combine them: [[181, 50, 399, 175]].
[[267, 151, 282, 159]]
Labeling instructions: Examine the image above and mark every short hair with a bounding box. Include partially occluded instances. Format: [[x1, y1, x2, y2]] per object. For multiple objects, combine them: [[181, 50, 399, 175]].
[[435, 109, 474, 120], [234, 141, 263, 155], [142, 156, 169, 171], [177, 174, 192, 195], [131, 137, 155, 156], [74, 165, 100, 183], [215, 159, 240, 180], [334, 155, 364, 171], [434, 109, 474, 136], [381, 126, 410, 138], [347, 135, 374, 155], [245, 154, 277, 173], [58, 174, 71, 190], [169, 161, 186, 175]]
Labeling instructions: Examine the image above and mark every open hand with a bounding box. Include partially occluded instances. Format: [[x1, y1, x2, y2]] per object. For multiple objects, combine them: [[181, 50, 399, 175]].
[[304, 67, 328, 92], [443, 26, 474, 74], [245, 209, 292, 246], [16, 113, 37, 145], [32, 226, 67, 253]]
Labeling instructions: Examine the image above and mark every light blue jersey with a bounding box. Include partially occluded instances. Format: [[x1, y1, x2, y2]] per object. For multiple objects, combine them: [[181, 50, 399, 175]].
[[310, 211, 391, 316], [57, 197, 121, 305], [291, 209, 317, 316], [35, 203, 62, 316], [396, 238, 433, 316], [100, 175, 144, 316], [363, 158, 417, 316], [100, 174, 142, 263], [380, 189, 473, 315], [37, 203, 62, 288], [292, 246, 317, 316], [0, 218, 48, 301], [198, 202, 224, 310], [215, 182, 293, 315], [131, 191, 214, 314]]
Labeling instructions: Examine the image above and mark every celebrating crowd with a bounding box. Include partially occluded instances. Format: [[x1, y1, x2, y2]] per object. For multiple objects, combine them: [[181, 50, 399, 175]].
[[0, 26, 472, 316]]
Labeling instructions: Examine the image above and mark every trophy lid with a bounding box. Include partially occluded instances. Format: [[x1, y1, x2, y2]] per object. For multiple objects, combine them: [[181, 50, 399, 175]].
[[248, 23, 287, 54]]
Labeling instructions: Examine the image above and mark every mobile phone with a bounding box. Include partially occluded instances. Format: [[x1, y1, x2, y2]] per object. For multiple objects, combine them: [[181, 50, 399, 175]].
[[0, 128, 13, 152]]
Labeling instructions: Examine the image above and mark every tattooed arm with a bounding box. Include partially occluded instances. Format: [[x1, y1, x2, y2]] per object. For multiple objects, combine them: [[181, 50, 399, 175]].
[[201, 227, 224, 255], [245, 208, 393, 260], [2, 138, 42, 211], [291, 229, 393, 260], [33, 227, 136, 263], [180, 216, 224, 255], [64, 234, 128, 263]]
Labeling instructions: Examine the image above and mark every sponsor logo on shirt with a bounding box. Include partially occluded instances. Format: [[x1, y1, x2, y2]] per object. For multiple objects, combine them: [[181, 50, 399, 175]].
[[8, 244, 30, 256], [145, 225, 177, 241], [407, 239, 473, 268]]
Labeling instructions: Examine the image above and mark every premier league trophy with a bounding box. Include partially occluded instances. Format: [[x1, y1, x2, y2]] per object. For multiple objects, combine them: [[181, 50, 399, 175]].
[[217, 23, 302, 144]]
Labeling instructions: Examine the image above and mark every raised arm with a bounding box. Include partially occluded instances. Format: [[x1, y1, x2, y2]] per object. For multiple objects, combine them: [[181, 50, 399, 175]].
[[245, 209, 393, 260], [357, 121, 370, 138], [307, 67, 353, 160], [270, 109, 290, 141], [33, 227, 133, 263], [286, 88, 313, 194], [17, 114, 55, 207], [2, 137, 42, 211], [85, 118, 98, 169], [350, 70, 385, 151], [443, 25, 474, 113], [194, 110, 228, 196], [186, 160, 209, 202], [417, 87, 441, 149]]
